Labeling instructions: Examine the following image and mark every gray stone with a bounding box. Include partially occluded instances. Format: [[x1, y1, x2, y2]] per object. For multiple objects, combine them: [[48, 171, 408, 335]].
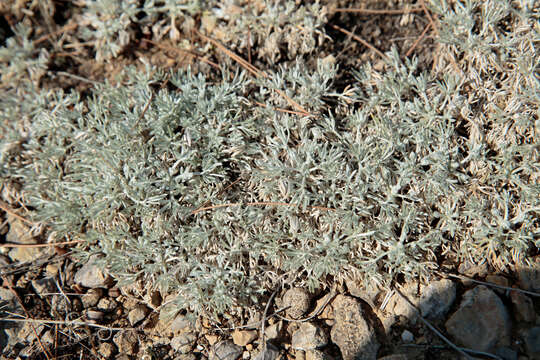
[[82, 288, 105, 308], [510, 291, 535, 323], [74, 256, 113, 289], [98, 342, 116, 359], [211, 340, 243, 360], [516, 256, 540, 293], [494, 347, 518, 360], [87, 309, 105, 320], [401, 330, 414, 343], [418, 279, 456, 319], [171, 332, 197, 354], [31, 277, 56, 298], [97, 298, 118, 312], [345, 277, 381, 308], [113, 330, 138, 355], [6, 215, 35, 244], [445, 286, 511, 351], [128, 304, 150, 326], [283, 287, 311, 319], [306, 350, 330, 360], [253, 343, 280, 360], [330, 295, 379, 360], [8, 247, 42, 263], [523, 327, 540, 358], [265, 321, 283, 340], [171, 314, 192, 334], [291, 323, 328, 350]]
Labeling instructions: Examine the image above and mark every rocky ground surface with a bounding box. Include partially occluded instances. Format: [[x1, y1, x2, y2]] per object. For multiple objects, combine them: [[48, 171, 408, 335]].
[[1, 213, 540, 360]]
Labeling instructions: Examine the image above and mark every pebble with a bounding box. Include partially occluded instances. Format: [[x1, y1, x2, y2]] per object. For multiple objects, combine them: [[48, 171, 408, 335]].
[[401, 330, 414, 343], [8, 247, 42, 263], [211, 340, 243, 360], [97, 298, 118, 312], [418, 279, 456, 319], [232, 329, 258, 346], [523, 326, 540, 357], [265, 321, 283, 340], [171, 332, 197, 354], [305, 349, 329, 360], [82, 288, 105, 308], [253, 343, 281, 360], [330, 295, 379, 360], [86, 309, 104, 321], [98, 342, 116, 359], [511, 291, 535, 323], [283, 287, 311, 319], [31, 277, 56, 298], [113, 330, 138, 355], [516, 256, 540, 293], [486, 275, 510, 295], [291, 323, 328, 351], [128, 304, 150, 326], [74, 255, 113, 289], [445, 285, 511, 351]]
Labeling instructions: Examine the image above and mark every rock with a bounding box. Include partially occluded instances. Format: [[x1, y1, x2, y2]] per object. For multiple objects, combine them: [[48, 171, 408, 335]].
[[45, 264, 59, 277], [171, 332, 197, 354], [205, 334, 219, 346], [82, 288, 105, 308], [516, 256, 540, 293], [211, 340, 243, 360], [314, 292, 336, 326], [458, 261, 489, 278], [510, 291, 535, 323], [418, 279, 456, 319], [265, 321, 283, 340], [31, 277, 56, 298], [87, 309, 105, 321], [5, 215, 35, 244], [232, 329, 258, 346], [97, 298, 118, 312], [391, 282, 420, 321], [291, 323, 328, 351], [376, 356, 407, 360], [171, 314, 192, 334], [283, 288, 311, 319], [401, 330, 414, 343], [113, 330, 138, 355], [253, 343, 280, 360], [74, 256, 113, 289], [523, 326, 540, 358], [345, 277, 381, 308], [128, 304, 150, 326], [108, 287, 121, 298], [8, 247, 42, 263], [445, 286, 511, 351], [0, 287, 23, 346], [486, 275, 510, 295], [330, 295, 379, 360], [98, 342, 116, 359], [306, 349, 329, 360], [494, 347, 518, 360]]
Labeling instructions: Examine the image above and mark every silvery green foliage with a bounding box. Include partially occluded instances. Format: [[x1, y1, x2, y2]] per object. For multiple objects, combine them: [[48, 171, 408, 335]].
[[210, 0, 328, 63], [427, 0, 539, 266], [79, 0, 139, 61], [1, 0, 538, 318], [0, 23, 49, 86]]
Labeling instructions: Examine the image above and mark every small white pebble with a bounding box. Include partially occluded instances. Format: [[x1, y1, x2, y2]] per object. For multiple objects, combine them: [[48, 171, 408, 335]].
[[401, 330, 414, 342]]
